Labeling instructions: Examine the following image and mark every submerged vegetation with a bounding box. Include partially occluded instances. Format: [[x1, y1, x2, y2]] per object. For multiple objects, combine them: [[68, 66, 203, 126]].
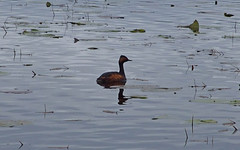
[[0, 120, 31, 127], [190, 99, 240, 106], [190, 119, 218, 124], [21, 29, 63, 38]]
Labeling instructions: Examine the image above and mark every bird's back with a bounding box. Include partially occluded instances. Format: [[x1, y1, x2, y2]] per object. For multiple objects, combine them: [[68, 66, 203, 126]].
[[96, 71, 126, 87]]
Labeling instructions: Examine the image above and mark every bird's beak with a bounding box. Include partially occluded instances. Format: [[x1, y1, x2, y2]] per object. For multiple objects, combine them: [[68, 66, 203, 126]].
[[128, 59, 132, 61]]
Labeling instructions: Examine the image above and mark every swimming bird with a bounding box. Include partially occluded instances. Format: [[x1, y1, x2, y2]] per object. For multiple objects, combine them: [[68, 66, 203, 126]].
[[96, 55, 131, 87]]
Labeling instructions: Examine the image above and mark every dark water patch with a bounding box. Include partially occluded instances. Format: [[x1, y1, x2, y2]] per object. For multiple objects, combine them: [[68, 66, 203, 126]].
[[224, 13, 234, 17], [98, 15, 125, 19], [67, 21, 86, 26], [88, 47, 98, 50], [0, 89, 32, 94], [152, 115, 169, 120], [197, 11, 218, 14], [73, 38, 107, 41], [23, 64, 33, 66]]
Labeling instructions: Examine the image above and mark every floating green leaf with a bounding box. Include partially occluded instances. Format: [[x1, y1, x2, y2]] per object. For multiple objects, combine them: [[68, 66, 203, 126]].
[[177, 19, 199, 33], [21, 29, 63, 38], [130, 29, 146, 33], [194, 119, 218, 124], [158, 34, 174, 39], [30, 29, 39, 32], [189, 20, 199, 33]]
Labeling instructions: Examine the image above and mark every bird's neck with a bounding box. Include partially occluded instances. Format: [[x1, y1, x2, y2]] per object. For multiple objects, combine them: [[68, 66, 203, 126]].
[[119, 62, 125, 77]]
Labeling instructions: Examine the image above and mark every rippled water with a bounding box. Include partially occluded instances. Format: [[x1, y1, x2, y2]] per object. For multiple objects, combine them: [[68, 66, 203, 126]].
[[1, 0, 240, 149]]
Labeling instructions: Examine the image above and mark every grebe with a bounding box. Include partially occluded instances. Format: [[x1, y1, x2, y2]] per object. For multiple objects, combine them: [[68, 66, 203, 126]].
[[97, 55, 131, 87]]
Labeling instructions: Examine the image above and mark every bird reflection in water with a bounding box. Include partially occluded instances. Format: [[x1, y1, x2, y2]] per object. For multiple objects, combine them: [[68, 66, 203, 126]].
[[118, 89, 129, 105], [97, 82, 130, 105]]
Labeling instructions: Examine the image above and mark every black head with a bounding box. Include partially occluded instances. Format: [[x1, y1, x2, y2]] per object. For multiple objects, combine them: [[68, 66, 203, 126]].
[[119, 55, 132, 64]]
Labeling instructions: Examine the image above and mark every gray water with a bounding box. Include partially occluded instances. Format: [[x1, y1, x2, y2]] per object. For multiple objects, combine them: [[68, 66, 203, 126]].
[[1, 0, 240, 149]]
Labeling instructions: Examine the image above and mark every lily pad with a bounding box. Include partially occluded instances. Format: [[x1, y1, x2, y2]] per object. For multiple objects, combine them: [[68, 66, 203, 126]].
[[189, 20, 199, 33], [177, 20, 199, 33], [130, 29, 146, 33], [158, 34, 174, 39]]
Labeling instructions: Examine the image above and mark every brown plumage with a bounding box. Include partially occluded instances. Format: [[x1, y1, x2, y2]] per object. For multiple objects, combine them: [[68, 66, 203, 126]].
[[97, 55, 131, 87]]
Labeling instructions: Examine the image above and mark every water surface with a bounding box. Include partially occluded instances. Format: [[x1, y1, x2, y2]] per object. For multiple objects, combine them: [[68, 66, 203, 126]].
[[1, 0, 240, 150]]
